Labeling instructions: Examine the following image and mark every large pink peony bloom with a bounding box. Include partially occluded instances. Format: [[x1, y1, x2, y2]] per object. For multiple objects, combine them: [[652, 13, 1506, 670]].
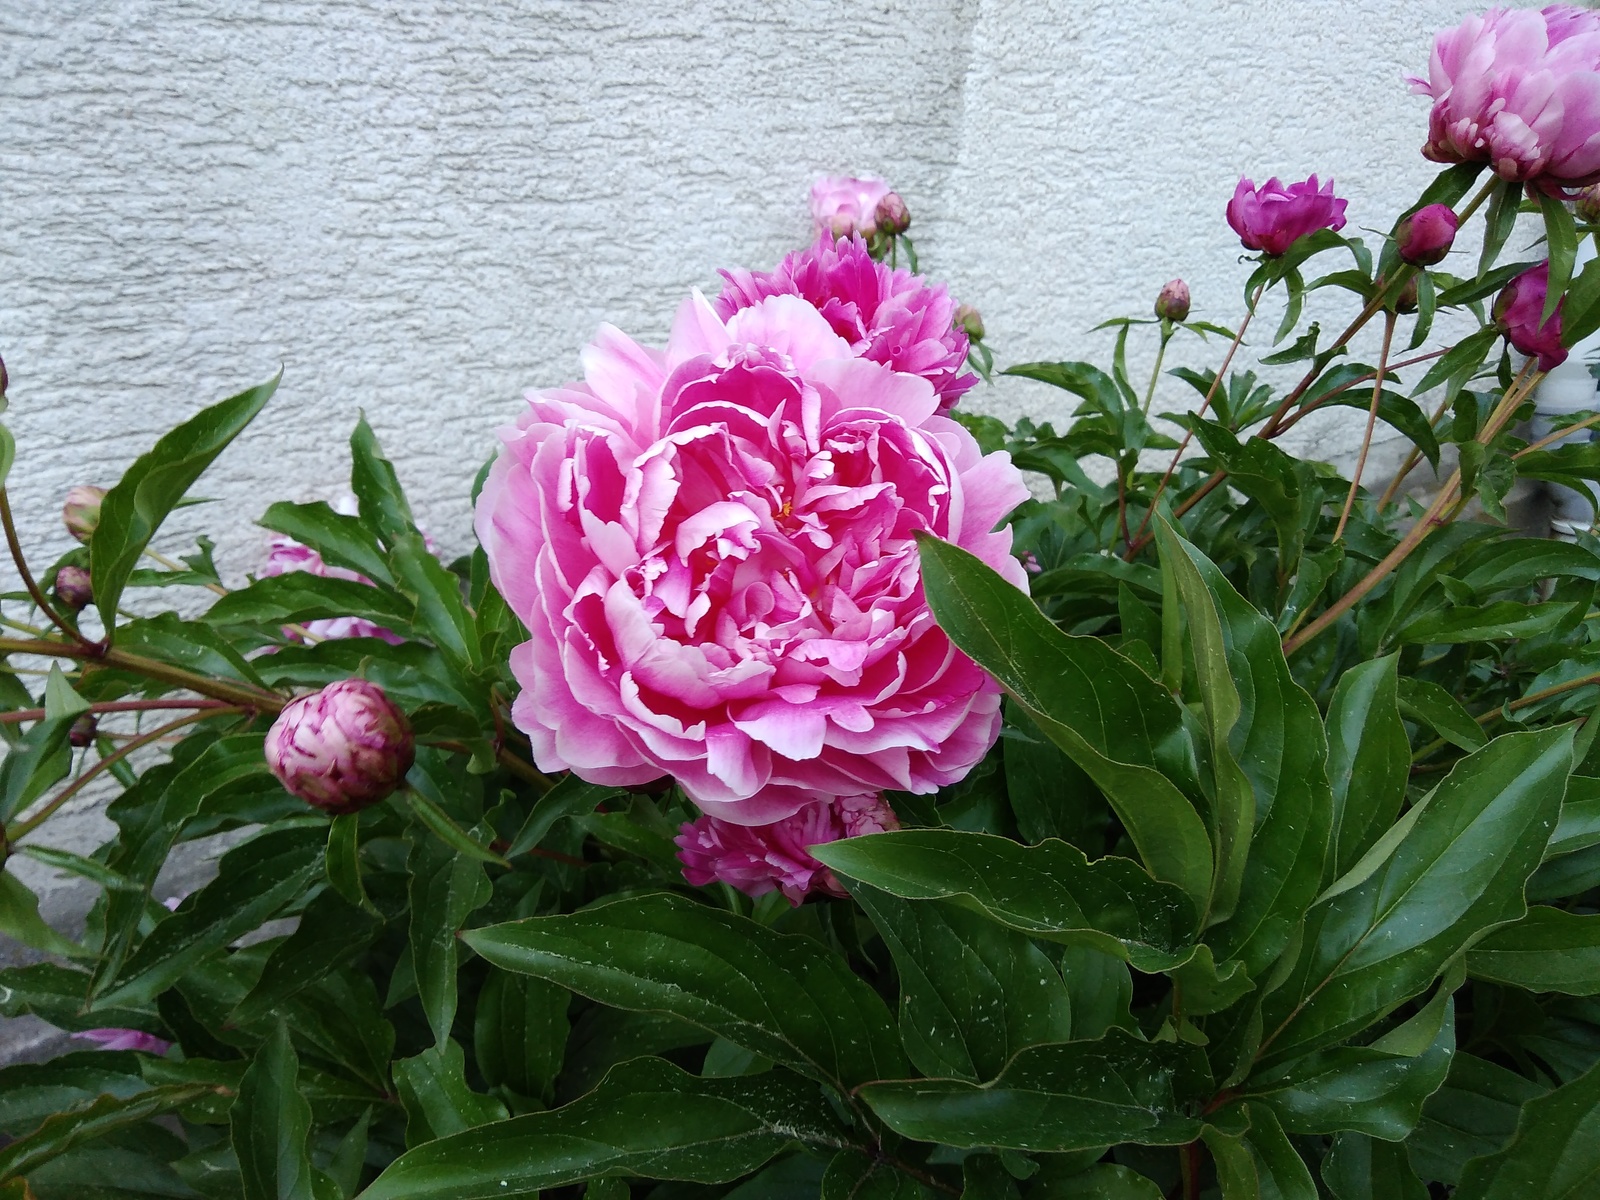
[[476, 291, 1029, 824], [676, 791, 899, 904], [1226, 176, 1348, 256], [716, 235, 977, 413], [1411, 6, 1600, 189]]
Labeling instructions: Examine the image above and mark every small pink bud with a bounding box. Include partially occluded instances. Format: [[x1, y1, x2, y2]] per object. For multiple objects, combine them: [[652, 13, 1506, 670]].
[[875, 191, 911, 236], [68, 714, 98, 748], [1154, 279, 1191, 322], [264, 679, 414, 815], [1578, 185, 1600, 225], [953, 304, 985, 342], [1494, 262, 1567, 372], [62, 486, 106, 544], [1395, 203, 1458, 266], [54, 565, 92, 612]]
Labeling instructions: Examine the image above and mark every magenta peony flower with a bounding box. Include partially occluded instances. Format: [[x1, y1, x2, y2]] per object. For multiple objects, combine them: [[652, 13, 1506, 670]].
[[716, 235, 977, 413], [265, 679, 415, 814], [676, 792, 899, 904], [72, 1028, 172, 1054], [475, 291, 1030, 825], [1494, 261, 1568, 371], [810, 175, 894, 238], [1395, 203, 1460, 265], [1411, 6, 1600, 189], [1226, 176, 1348, 257]]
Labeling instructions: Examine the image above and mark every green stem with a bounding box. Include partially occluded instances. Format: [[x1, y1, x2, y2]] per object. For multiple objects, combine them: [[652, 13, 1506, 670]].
[[1141, 327, 1172, 416], [0, 698, 234, 725], [0, 489, 89, 647], [1334, 310, 1398, 542]]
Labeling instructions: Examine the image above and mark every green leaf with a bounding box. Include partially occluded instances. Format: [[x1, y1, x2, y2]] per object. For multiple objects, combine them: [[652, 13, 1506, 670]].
[[1259, 727, 1572, 1065], [0, 1051, 150, 1137], [205, 572, 413, 632], [100, 824, 326, 1007], [1454, 1058, 1600, 1199], [1478, 181, 1522, 279], [0, 425, 13, 488], [0, 963, 157, 1035], [407, 824, 492, 1050], [359, 1057, 845, 1200], [259, 500, 394, 587], [403, 787, 507, 867], [230, 1024, 314, 1200], [1467, 907, 1600, 995], [0, 1083, 215, 1184], [848, 883, 1071, 1082], [328, 1109, 371, 1200], [115, 611, 272, 689], [822, 1149, 927, 1199], [1409, 1054, 1545, 1186], [1028, 1163, 1162, 1198], [505, 774, 622, 859], [389, 533, 478, 670], [1539, 189, 1578, 326], [465, 892, 908, 1091], [1395, 676, 1487, 751], [916, 534, 1212, 909], [1002, 702, 1103, 847], [0, 715, 73, 823], [1410, 326, 1500, 403], [394, 1038, 508, 1147], [1397, 599, 1582, 645], [0, 870, 80, 958], [810, 830, 1196, 971], [91, 373, 278, 633], [1322, 1132, 1428, 1200], [231, 889, 381, 1023], [42, 664, 91, 719], [1325, 655, 1409, 879], [325, 812, 376, 914], [1203, 1105, 1316, 1200], [474, 966, 569, 1104], [1562, 254, 1600, 348], [858, 1030, 1208, 1151], [349, 416, 418, 549]]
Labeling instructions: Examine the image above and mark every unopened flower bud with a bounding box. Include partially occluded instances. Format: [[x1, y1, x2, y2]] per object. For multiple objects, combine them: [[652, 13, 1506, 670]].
[[1395, 203, 1458, 266], [0, 353, 8, 398], [953, 304, 985, 342], [1578, 185, 1600, 225], [874, 191, 911, 236], [264, 679, 414, 815], [53, 565, 93, 612], [1154, 279, 1191, 322], [1494, 261, 1567, 372], [69, 714, 98, 748], [62, 486, 106, 544]]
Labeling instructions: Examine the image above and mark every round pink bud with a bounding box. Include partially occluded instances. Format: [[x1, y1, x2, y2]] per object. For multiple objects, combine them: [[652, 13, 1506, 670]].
[[62, 486, 106, 544], [1494, 262, 1567, 372], [264, 679, 414, 815], [68, 714, 98, 748], [1578, 185, 1600, 225], [1154, 279, 1191, 322], [953, 304, 986, 341], [53, 565, 93, 612], [1395, 204, 1458, 266], [875, 191, 911, 236]]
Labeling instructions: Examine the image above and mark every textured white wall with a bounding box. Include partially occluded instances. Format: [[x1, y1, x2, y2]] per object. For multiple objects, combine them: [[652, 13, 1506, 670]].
[[0, 0, 1567, 1044]]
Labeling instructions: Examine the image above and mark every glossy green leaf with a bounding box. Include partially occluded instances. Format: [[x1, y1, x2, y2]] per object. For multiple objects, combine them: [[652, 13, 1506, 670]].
[[917, 534, 1212, 908], [259, 500, 394, 587], [1562, 254, 1600, 348], [231, 889, 381, 1023], [349, 416, 418, 549], [506, 773, 624, 858], [848, 883, 1071, 1082], [1002, 702, 1103, 847], [465, 892, 907, 1091], [1409, 1054, 1546, 1186], [394, 1038, 508, 1147], [473, 966, 569, 1103], [1325, 655, 1409, 879], [360, 1057, 845, 1200], [0, 963, 156, 1035], [1539, 188, 1578, 326], [1455, 1058, 1600, 1199], [0, 715, 72, 823], [403, 787, 507, 867], [0, 1053, 152, 1138], [1397, 599, 1582, 645], [91, 373, 278, 632], [1259, 727, 1571, 1065], [0, 1082, 215, 1184], [0, 870, 80, 958], [407, 823, 492, 1050], [1395, 677, 1487, 751], [230, 1024, 314, 1200], [325, 812, 376, 914], [1028, 1162, 1162, 1198], [389, 532, 478, 670], [810, 830, 1196, 971], [859, 1031, 1208, 1151], [1322, 1132, 1428, 1200], [1203, 1105, 1316, 1200], [1468, 907, 1600, 994], [1478, 180, 1522, 278], [821, 1149, 927, 1199], [205, 572, 414, 632]]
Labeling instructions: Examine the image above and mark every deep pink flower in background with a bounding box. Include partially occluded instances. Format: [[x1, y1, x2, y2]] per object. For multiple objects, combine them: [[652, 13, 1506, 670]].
[[676, 792, 899, 904], [476, 290, 1029, 825], [72, 1028, 172, 1054], [1494, 261, 1568, 370], [1227, 176, 1348, 256], [810, 175, 894, 238], [1394, 203, 1459, 265], [1411, 5, 1600, 189], [717, 235, 977, 413], [265, 679, 415, 814]]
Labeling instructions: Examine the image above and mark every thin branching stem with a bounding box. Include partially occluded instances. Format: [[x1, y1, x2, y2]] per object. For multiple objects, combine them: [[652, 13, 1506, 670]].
[[0, 489, 91, 647], [1334, 310, 1398, 541]]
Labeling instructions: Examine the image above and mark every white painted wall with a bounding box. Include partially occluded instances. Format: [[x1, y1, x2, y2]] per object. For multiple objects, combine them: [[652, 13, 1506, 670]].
[[0, 0, 1573, 1043]]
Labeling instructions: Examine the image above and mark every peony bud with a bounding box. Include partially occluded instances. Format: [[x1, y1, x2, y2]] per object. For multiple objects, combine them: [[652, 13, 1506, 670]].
[[1154, 279, 1191, 322], [1493, 262, 1567, 372], [53, 565, 92, 612], [1395, 203, 1458, 266], [953, 304, 986, 342], [68, 714, 98, 748], [1578, 185, 1600, 225], [72, 1028, 172, 1054], [874, 191, 911, 236], [62, 486, 106, 544], [0, 353, 7, 398], [264, 679, 414, 815]]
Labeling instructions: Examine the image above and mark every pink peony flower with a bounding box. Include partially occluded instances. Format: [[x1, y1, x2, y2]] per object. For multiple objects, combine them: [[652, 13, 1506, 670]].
[[1411, 6, 1600, 189], [810, 175, 894, 239], [675, 792, 899, 904], [1494, 261, 1568, 371], [1226, 176, 1348, 257], [265, 679, 415, 814], [475, 290, 1030, 825], [72, 1028, 172, 1054], [716, 235, 977, 413]]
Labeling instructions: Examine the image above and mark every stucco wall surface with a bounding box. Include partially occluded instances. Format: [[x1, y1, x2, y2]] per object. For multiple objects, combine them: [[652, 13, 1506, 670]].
[[0, 0, 1568, 1052]]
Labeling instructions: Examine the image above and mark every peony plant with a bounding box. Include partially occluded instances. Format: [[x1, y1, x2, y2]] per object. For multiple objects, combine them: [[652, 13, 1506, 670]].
[[3, 6, 1600, 1199]]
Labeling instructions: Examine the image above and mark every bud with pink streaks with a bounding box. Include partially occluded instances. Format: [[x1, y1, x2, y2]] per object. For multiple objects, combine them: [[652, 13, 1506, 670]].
[[264, 679, 414, 815], [63, 486, 106, 544], [1154, 279, 1191, 322]]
